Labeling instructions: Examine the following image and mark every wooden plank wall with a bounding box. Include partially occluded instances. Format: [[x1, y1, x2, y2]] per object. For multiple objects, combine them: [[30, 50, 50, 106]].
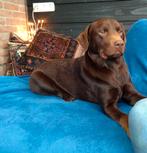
[[27, 0, 147, 38]]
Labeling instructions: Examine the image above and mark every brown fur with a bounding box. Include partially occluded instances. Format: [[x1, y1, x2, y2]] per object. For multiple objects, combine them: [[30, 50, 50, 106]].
[[30, 18, 145, 135]]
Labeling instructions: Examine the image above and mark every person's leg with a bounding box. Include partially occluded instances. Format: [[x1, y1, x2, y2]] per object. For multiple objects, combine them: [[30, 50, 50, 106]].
[[129, 98, 147, 153]]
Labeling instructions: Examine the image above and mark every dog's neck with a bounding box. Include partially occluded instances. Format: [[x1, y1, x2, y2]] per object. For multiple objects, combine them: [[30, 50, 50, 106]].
[[84, 49, 123, 70]]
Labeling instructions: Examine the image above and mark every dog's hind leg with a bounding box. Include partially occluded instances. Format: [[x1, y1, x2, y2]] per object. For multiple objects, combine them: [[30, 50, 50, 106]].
[[30, 71, 57, 95], [30, 71, 75, 101]]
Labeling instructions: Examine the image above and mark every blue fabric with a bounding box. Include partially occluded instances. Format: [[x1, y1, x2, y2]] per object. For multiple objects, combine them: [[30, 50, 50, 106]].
[[0, 19, 147, 153], [124, 19, 147, 96], [0, 76, 132, 153]]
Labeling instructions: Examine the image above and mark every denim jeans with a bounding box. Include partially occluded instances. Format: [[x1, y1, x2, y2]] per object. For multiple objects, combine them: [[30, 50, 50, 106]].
[[129, 98, 147, 153]]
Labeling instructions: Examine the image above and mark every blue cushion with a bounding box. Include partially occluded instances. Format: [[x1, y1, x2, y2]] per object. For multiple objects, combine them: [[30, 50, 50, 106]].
[[124, 19, 147, 96], [0, 76, 132, 153]]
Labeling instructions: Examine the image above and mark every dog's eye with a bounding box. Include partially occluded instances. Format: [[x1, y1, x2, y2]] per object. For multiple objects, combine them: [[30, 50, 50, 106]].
[[98, 28, 108, 36], [116, 27, 122, 33], [118, 29, 124, 36], [116, 27, 124, 36]]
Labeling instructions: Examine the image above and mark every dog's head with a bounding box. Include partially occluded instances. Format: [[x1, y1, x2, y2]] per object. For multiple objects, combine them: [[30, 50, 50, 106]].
[[87, 18, 126, 60]]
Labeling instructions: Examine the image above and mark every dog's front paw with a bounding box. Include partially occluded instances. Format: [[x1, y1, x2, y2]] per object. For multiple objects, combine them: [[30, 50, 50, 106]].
[[124, 125, 130, 137], [120, 115, 130, 137]]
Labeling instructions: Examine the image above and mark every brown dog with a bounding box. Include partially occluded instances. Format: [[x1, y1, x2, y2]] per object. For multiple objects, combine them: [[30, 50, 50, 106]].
[[30, 18, 145, 135]]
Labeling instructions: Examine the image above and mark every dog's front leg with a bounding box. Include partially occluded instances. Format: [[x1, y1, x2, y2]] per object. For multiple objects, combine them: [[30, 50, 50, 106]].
[[122, 83, 146, 105], [103, 103, 129, 135]]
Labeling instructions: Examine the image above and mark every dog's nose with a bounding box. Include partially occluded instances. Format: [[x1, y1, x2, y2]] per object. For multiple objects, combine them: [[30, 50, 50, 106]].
[[114, 40, 124, 48]]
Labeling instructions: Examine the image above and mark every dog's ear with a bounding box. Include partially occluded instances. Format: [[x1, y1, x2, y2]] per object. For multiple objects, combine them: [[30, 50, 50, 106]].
[[76, 25, 89, 49], [74, 25, 89, 58], [87, 24, 92, 44]]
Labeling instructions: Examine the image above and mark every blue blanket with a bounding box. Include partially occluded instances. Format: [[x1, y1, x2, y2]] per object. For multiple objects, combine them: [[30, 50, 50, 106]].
[[0, 19, 147, 153]]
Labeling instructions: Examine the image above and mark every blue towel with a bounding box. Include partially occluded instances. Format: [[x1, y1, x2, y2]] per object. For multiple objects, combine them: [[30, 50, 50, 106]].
[[0, 76, 132, 153], [0, 19, 147, 153]]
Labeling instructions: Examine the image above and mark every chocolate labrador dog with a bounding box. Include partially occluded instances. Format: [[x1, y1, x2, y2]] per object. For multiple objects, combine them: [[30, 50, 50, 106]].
[[30, 18, 145, 135]]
